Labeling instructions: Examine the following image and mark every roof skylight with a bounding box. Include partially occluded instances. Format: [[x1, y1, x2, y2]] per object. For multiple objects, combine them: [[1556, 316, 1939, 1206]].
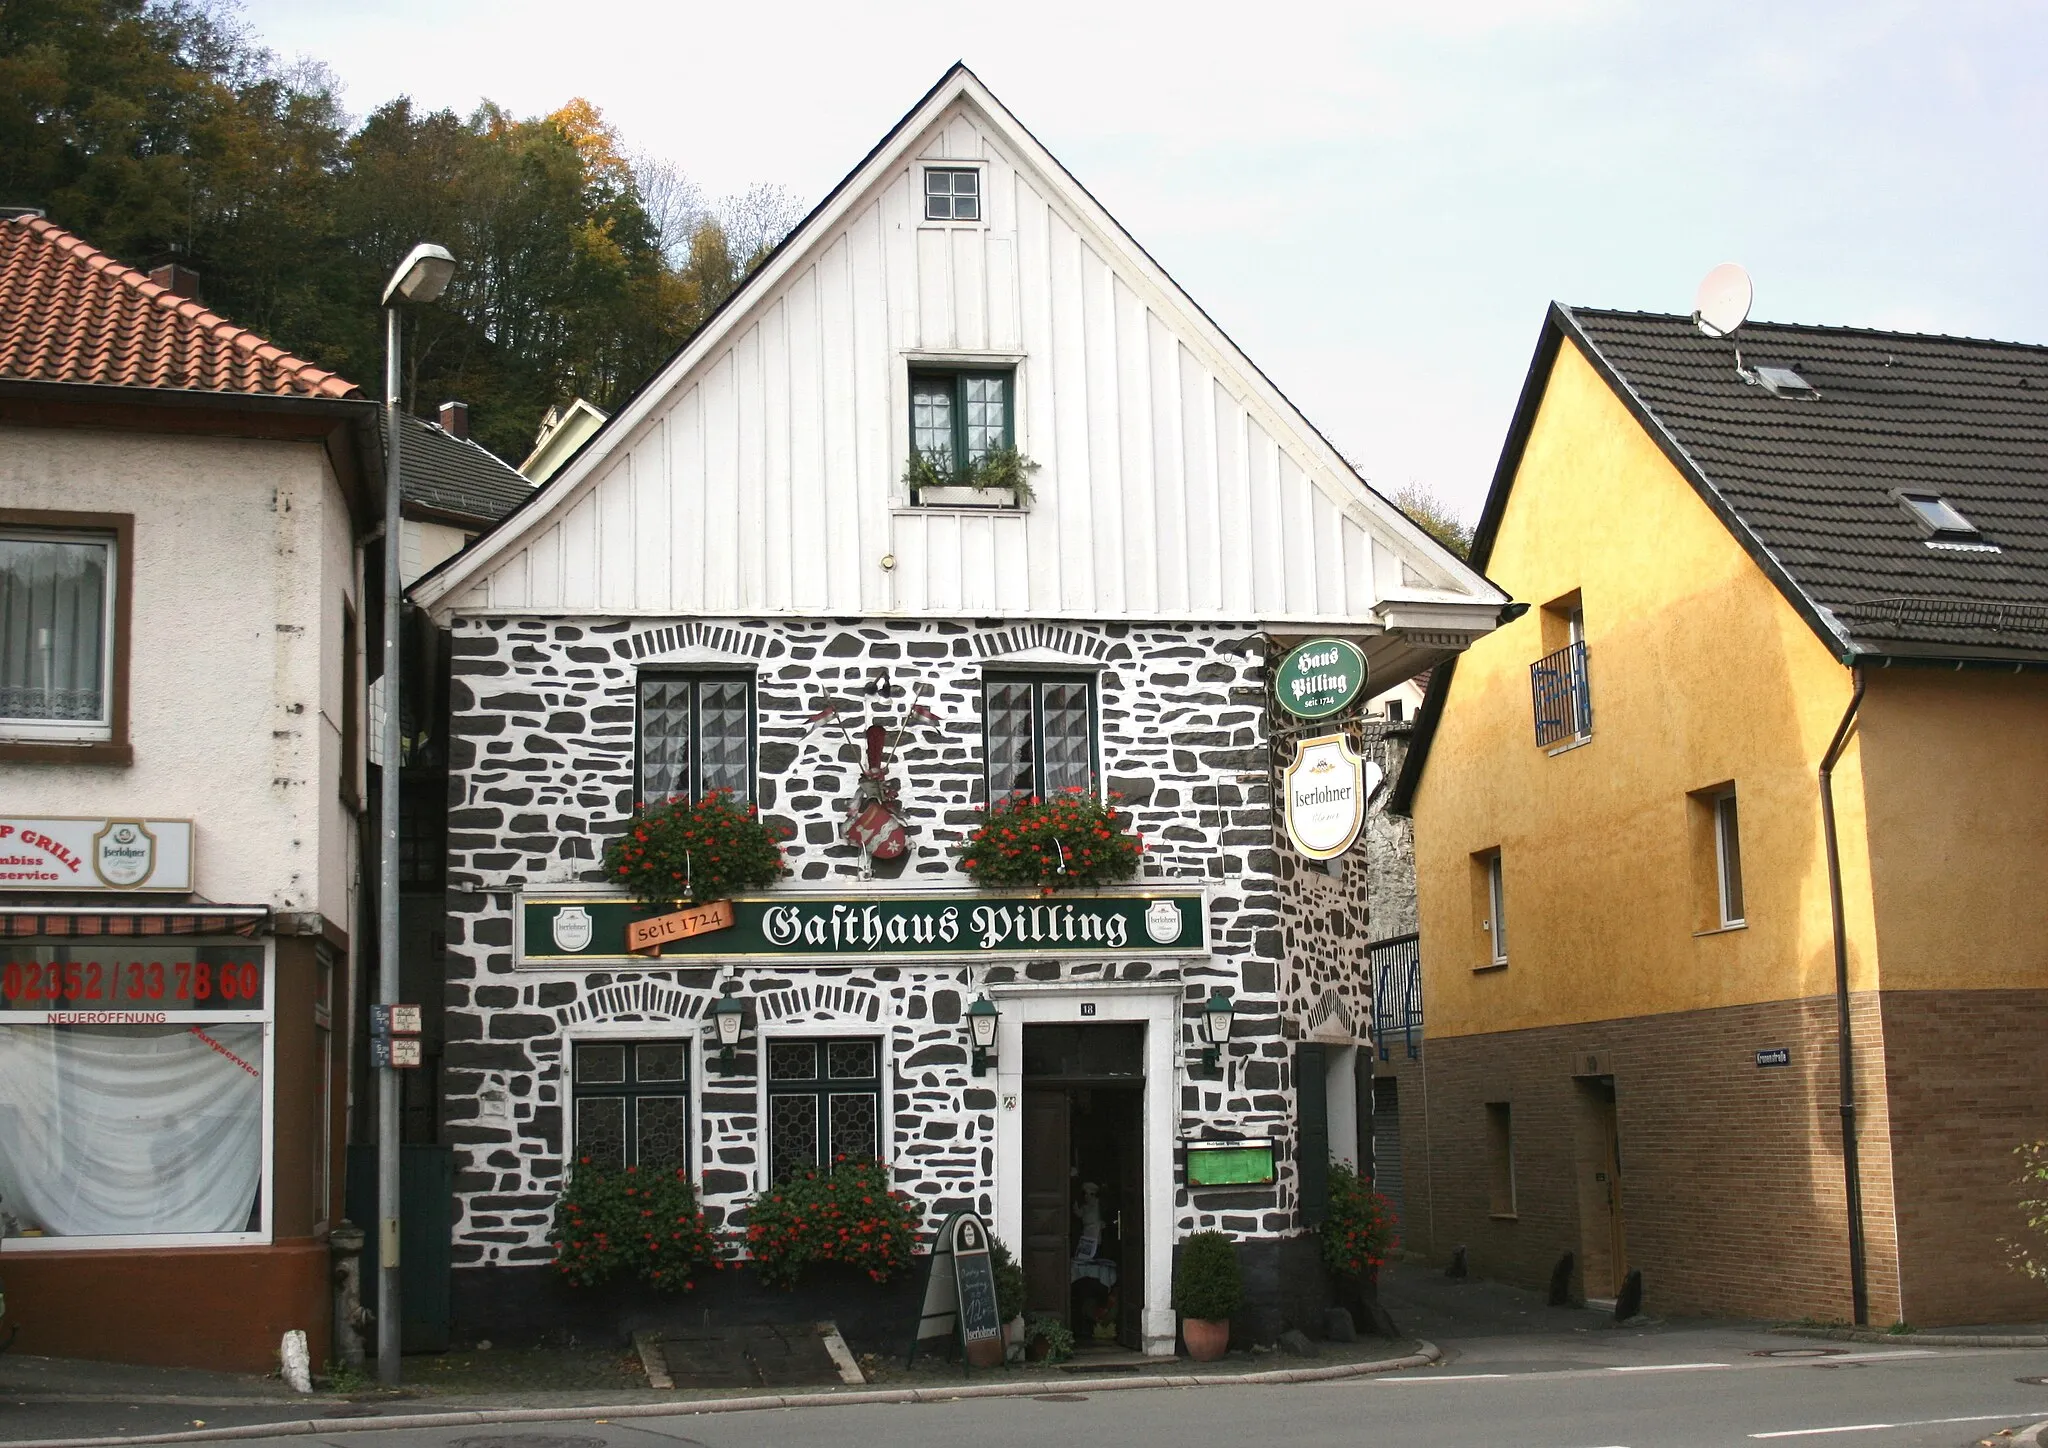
[[1898, 492, 1995, 549]]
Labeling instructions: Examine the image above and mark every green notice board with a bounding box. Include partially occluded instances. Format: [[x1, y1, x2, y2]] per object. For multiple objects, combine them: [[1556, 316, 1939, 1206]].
[[1185, 1138, 1277, 1187]]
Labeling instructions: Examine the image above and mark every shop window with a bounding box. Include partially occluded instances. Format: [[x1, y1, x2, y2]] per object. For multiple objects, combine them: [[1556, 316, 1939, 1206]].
[[0, 941, 272, 1246], [571, 1040, 690, 1171], [766, 1036, 882, 1183], [983, 673, 1097, 799], [0, 513, 132, 760], [638, 672, 755, 802], [1486, 1101, 1516, 1217]]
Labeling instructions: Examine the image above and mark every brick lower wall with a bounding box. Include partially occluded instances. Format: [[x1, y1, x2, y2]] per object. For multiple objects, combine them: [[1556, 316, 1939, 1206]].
[[1880, 989, 2048, 1327], [1416, 995, 1904, 1325]]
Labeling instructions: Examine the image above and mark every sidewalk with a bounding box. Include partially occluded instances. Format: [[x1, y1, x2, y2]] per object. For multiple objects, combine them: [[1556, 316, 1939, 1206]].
[[0, 1332, 1435, 1447]]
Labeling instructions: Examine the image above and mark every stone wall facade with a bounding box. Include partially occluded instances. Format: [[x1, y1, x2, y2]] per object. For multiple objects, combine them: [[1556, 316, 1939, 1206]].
[[436, 614, 1375, 1312]]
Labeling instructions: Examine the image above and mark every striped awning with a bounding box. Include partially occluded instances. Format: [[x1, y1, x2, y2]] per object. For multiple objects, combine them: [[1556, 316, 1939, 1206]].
[[0, 908, 268, 938]]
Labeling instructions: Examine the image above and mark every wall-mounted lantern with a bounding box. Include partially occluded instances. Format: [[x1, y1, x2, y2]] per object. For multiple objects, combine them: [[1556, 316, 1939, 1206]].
[[1200, 987, 1236, 1072], [968, 994, 1000, 1076], [712, 982, 747, 1073]]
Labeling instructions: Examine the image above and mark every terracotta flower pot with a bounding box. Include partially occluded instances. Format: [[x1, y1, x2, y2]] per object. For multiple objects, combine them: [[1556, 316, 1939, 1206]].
[[1182, 1317, 1230, 1361]]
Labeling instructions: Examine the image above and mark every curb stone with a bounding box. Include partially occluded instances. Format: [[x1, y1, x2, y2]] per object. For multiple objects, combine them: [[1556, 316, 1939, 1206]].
[[1771, 1326, 2048, 1349], [1, 1341, 1440, 1448]]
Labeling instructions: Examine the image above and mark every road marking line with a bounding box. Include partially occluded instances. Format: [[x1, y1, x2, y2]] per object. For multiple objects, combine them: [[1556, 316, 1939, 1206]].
[[1605, 1362, 1731, 1373], [1751, 1410, 2036, 1438], [1381, 1373, 1521, 1382]]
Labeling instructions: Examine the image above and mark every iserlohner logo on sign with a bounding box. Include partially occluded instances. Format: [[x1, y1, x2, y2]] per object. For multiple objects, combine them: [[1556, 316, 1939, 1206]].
[[1282, 734, 1371, 860]]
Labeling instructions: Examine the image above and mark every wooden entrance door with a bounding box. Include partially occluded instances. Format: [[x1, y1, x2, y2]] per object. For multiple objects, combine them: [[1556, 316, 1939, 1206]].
[[1111, 1089, 1144, 1349], [1022, 1089, 1071, 1317], [1599, 1091, 1627, 1294]]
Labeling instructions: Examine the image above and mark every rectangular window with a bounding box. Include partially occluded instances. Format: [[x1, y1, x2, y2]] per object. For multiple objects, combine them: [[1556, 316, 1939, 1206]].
[[638, 673, 755, 802], [1531, 591, 1592, 748], [983, 673, 1098, 799], [0, 529, 115, 738], [1715, 790, 1745, 926], [1474, 849, 1507, 965], [571, 1039, 690, 1171], [766, 1036, 882, 1182], [1485, 1101, 1516, 1216], [0, 940, 273, 1248], [909, 369, 1013, 483], [923, 167, 981, 222]]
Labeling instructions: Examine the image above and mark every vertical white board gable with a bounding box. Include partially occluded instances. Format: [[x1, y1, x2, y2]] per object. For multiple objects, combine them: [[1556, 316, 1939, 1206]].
[[420, 74, 1498, 626]]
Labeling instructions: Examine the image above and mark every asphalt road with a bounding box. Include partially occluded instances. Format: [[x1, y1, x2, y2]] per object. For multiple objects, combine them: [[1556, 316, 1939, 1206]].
[[15, 1325, 2044, 1448]]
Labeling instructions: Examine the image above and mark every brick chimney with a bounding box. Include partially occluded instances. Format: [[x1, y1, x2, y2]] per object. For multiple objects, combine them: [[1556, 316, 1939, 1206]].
[[149, 263, 201, 299], [437, 401, 469, 440]]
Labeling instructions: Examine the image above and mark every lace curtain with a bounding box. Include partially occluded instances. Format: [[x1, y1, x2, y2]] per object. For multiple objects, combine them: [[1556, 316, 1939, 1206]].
[[0, 1023, 262, 1238]]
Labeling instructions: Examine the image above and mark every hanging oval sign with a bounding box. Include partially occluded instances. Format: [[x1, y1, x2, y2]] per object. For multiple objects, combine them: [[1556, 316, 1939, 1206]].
[[1283, 733, 1371, 860], [1274, 638, 1368, 719]]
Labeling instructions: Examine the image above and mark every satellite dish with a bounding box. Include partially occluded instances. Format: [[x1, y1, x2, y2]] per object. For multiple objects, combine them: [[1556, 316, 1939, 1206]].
[[1693, 263, 1753, 338]]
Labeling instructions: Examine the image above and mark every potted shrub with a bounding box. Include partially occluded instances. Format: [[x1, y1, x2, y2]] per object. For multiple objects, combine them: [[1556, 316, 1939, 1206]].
[[740, 1156, 923, 1288], [958, 788, 1144, 894], [1024, 1312, 1074, 1363], [604, 789, 788, 911], [903, 443, 1039, 508], [991, 1235, 1028, 1357], [550, 1160, 721, 1293], [1173, 1229, 1242, 1361]]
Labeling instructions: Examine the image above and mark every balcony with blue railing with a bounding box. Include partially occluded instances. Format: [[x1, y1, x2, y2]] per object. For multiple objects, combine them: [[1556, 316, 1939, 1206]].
[[1370, 933, 1422, 1061], [1530, 639, 1592, 747]]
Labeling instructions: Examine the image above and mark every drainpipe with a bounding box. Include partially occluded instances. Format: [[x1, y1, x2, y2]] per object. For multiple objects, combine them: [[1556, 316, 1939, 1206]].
[[1818, 665, 1868, 1326]]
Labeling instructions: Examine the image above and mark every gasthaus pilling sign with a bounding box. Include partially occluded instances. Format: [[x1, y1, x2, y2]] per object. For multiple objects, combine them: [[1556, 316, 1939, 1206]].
[[0, 817, 194, 892], [1273, 637, 1368, 720]]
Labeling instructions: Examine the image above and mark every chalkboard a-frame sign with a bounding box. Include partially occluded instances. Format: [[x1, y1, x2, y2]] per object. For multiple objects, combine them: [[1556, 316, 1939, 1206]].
[[907, 1211, 1006, 1371]]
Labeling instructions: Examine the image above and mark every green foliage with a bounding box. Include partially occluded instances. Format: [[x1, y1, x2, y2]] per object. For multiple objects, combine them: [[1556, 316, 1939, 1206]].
[[990, 1234, 1027, 1325], [1025, 1313, 1075, 1361], [551, 1161, 720, 1293], [902, 444, 1040, 505], [604, 790, 787, 910], [1172, 1229, 1243, 1321], [1, 2, 804, 463], [741, 1157, 922, 1289], [2004, 1140, 2048, 1282], [1392, 483, 1473, 560], [1319, 1159, 1399, 1279], [959, 788, 1144, 892]]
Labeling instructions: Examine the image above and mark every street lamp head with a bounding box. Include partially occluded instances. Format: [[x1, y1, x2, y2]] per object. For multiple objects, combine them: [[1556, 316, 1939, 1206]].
[[382, 242, 457, 307]]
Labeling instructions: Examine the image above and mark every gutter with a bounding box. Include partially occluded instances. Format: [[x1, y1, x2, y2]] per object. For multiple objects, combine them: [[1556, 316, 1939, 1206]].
[[1817, 665, 1869, 1325]]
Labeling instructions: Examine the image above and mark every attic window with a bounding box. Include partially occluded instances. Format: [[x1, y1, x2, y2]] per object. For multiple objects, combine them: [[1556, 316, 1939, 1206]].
[[924, 168, 980, 222], [1752, 365, 1819, 400], [1899, 492, 1997, 550]]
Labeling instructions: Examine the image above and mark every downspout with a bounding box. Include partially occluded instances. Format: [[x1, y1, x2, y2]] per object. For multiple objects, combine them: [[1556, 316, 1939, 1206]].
[[1818, 664, 1868, 1326]]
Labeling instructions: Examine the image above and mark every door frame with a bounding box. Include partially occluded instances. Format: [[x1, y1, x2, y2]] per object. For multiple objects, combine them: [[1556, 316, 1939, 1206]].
[[992, 983, 1178, 1357]]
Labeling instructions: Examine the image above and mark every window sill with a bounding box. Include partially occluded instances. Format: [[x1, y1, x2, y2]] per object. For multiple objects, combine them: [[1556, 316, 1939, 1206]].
[[1692, 921, 1748, 938], [1545, 734, 1593, 757], [1472, 961, 1508, 974], [899, 487, 1026, 511], [0, 739, 132, 765], [1489, 1212, 1519, 1222]]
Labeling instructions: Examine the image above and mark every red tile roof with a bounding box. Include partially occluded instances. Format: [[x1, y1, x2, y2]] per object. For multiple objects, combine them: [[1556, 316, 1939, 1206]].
[[0, 214, 358, 399]]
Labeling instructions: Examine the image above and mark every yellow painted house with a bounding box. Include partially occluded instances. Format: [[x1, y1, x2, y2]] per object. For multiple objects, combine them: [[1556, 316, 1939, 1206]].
[[1389, 305, 2048, 1328]]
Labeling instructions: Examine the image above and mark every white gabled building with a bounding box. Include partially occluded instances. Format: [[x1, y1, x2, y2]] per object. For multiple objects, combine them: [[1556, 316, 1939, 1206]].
[[413, 65, 1505, 1355]]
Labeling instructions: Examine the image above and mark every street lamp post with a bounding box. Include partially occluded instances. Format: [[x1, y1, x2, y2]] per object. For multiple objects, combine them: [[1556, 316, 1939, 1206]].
[[376, 242, 455, 1387]]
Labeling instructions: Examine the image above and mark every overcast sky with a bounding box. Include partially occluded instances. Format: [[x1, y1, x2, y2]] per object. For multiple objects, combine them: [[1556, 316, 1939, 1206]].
[[242, 0, 2048, 522]]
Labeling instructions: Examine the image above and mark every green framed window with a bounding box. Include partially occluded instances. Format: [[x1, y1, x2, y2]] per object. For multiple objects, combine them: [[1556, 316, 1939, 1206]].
[[910, 369, 1013, 481], [766, 1037, 882, 1182], [638, 672, 755, 802], [571, 1040, 690, 1171], [983, 673, 1097, 799]]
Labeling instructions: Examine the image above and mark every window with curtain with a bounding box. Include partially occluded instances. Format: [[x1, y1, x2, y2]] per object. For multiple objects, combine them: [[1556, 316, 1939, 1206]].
[[909, 370, 1013, 483], [766, 1037, 881, 1182], [0, 531, 113, 734], [638, 673, 755, 802], [571, 1040, 689, 1171], [0, 942, 269, 1244], [983, 673, 1097, 799]]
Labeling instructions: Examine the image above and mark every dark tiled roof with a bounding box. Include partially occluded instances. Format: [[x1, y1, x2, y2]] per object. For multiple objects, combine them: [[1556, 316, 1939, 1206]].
[[1562, 307, 2048, 661], [385, 411, 533, 524], [0, 215, 357, 398]]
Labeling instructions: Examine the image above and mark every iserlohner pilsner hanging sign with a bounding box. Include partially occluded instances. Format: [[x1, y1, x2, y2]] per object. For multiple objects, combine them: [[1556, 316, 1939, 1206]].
[[1282, 733, 1367, 860]]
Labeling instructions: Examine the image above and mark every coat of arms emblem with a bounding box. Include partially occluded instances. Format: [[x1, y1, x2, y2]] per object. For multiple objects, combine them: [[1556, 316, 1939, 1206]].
[[551, 905, 594, 953], [1144, 898, 1184, 945]]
